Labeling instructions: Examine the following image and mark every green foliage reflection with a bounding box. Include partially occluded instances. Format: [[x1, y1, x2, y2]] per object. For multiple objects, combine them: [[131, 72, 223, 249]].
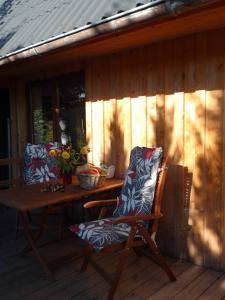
[[33, 109, 53, 143]]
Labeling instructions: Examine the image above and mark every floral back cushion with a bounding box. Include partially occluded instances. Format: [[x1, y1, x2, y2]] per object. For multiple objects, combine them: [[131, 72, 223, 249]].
[[113, 147, 162, 217], [24, 143, 60, 185]]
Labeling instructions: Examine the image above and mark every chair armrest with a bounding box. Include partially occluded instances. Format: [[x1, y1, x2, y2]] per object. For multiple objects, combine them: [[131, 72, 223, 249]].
[[83, 199, 118, 209], [112, 213, 163, 225]]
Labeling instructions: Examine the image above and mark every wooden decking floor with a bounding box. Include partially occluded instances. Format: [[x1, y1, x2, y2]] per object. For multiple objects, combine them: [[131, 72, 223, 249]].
[[1, 208, 225, 300]]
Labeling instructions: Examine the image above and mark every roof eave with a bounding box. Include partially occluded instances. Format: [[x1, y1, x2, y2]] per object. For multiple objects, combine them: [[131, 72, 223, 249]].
[[0, 0, 222, 67]]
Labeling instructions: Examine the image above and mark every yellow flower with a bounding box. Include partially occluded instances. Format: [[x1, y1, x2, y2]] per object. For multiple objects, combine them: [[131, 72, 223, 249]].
[[80, 146, 90, 155], [61, 150, 70, 160]]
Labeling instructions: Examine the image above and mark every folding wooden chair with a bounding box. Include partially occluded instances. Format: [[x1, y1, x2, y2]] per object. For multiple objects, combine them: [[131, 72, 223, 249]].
[[70, 146, 176, 300], [16, 142, 65, 240]]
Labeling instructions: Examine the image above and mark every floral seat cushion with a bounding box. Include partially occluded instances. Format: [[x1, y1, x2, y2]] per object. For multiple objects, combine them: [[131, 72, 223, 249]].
[[70, 146, 162, 251], [113, 147, 162, 217], [70, 218, 131, 251], [24, 142, 60, 185]]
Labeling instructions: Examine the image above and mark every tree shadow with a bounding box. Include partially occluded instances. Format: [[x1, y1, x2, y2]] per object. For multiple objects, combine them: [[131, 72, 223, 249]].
[[86, 30, 225, 269], [157, 166, 193, 260]]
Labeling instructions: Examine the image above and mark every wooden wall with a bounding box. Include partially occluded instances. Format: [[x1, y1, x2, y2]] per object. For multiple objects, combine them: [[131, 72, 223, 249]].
[[9, 26, 225, 270], [85, 28, 225, 270]]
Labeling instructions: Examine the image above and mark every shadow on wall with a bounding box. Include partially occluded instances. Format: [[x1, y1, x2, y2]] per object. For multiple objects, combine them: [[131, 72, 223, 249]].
[[86, 30, 225, 270], [157, 166, 193, 261], [106, 103, 127, 178]]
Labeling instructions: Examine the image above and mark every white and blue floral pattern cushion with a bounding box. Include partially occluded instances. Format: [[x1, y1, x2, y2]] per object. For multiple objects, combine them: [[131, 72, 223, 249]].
[[24, 142, 59, 185], [70, 218, 131, 251], [113, 147, 162, 217], [70, 147, 162, 251]]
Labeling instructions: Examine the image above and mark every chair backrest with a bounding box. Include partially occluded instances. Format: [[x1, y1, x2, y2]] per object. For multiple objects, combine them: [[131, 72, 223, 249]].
[[113, 146, 163, 217], [24, 142, 59, 185]]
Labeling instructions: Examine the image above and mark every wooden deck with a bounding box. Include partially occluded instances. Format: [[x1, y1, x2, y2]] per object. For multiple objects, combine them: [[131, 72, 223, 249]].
[[1, 208, 225, 300]]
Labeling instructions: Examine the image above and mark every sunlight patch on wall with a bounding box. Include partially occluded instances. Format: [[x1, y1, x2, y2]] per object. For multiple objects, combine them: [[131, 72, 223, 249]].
[[91, 100, 104, 166], [131, 96, 146, 148], [187, 236, 203, 265], [86, 101, 93, 163], [204, 227, 222, 257], [146, 95, 156, 147], [219, 280, 225, 290]]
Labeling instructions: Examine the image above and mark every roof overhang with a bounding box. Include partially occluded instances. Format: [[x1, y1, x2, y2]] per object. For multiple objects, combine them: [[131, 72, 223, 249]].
[[1, 0, 225, 77]]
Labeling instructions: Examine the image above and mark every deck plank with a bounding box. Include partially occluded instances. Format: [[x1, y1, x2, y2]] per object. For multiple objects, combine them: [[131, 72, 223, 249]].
[[69, 253, 140, 300], [25, 253, 113, 300], [148, 265, 205, 300], [198, 273, 225, 300], [120, 259, 190, 300], [173, 269, 223, 300], [1, 209, 225, 300]]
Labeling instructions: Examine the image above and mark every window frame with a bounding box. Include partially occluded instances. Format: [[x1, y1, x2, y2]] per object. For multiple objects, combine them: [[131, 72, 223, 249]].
[[27, 72, 85, 145]]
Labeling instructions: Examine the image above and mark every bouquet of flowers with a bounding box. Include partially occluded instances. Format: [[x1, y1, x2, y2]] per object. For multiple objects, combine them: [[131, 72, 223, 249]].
[[49, 144, 90, 175]]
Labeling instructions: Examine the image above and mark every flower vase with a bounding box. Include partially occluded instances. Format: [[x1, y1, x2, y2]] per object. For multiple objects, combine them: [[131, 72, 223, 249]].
[[62, 172, 72, 185]]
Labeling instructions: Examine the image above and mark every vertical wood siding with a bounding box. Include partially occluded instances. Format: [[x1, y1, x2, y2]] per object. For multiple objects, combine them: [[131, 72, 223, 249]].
[[85, 28, 225, 270]]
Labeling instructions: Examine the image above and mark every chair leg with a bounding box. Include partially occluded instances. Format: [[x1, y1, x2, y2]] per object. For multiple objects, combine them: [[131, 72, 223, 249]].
[[20, 209, 47, 255], [107, 225, 138, 300], [19, 211, 53, 279], [139, 225, 176, 282], [15, 211, 32, 240], [80, 245, 93, 273], [107, 248, 130, 300]]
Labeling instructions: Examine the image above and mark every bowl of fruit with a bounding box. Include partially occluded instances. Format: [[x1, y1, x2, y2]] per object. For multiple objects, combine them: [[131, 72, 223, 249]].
[[77, 164, 107, 189]]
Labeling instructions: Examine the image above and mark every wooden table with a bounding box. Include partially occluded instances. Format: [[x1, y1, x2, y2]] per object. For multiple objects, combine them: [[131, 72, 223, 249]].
[[0, 177, 123, 278]]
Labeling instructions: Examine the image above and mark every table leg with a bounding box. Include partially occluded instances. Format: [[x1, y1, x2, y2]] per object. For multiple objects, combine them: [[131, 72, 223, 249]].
[[19, 211, 53, 279], [19, 208, 47, 255]]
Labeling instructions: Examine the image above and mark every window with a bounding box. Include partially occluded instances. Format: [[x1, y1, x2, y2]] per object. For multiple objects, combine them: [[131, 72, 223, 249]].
[[28, 72, 86, 149], [29, 81, 54, 143]]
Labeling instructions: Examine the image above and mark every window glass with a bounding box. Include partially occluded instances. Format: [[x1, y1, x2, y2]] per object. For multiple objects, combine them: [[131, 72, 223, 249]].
[[30, 82, 54, 144], [58, 74, 85, 149], [28, 72, 85, 149]]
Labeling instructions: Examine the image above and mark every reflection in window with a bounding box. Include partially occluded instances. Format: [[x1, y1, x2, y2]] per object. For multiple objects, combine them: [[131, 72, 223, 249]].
[[30, 84, 53, 143], [58, 74, 85, 149], [28, 72, 85, 149]]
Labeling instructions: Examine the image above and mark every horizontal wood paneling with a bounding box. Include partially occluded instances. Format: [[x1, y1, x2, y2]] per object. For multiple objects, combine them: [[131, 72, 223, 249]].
[[85, 28, 225, 270]]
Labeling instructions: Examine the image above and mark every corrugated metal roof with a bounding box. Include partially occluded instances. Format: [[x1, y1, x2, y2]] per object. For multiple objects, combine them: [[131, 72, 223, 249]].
[[0, 0, 158, 58]]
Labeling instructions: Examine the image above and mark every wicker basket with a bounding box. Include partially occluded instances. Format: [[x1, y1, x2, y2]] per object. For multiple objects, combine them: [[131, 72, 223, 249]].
[[97, 175, 107, 187], [77, 173, 100, 190]]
